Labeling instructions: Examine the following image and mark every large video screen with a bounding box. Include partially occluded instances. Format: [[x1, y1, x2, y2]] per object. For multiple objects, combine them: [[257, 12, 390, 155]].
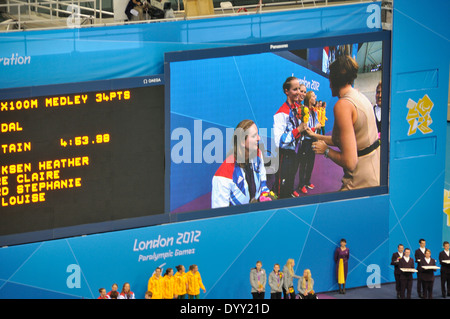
[[166, 31, 390, 216], [0, 77, 165, 245]]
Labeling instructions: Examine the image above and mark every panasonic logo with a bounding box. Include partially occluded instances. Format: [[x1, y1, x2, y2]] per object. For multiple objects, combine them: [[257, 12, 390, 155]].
[[270, 44, 289, 50], [0, 53, 31, 66]]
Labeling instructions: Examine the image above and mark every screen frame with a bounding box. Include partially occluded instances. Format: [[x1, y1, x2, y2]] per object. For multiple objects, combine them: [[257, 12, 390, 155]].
[[164, 30, 391, 222], [0, 31, 391, 246], [0, 75, 170, 246]]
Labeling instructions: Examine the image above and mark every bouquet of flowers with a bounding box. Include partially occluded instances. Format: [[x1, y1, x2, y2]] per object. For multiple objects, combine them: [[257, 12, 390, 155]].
[[297, 105, 310, 124], [259, 191, 278, 202], [258, 281, 264, 290]]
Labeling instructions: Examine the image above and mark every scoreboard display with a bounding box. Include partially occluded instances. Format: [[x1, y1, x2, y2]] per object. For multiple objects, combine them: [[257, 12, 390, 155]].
[[0, 81, 165, 244]]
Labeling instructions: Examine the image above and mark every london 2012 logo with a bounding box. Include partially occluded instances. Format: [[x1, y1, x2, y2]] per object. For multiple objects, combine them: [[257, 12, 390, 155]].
[[406, 94, 434, 136], [444, 189, 450, 227]]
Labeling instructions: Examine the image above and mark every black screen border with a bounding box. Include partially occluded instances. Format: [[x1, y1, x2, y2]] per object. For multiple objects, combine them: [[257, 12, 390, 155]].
[[165, 30, 391, 222], [0, 31, 391, 246], [0, 75, 170, 246]]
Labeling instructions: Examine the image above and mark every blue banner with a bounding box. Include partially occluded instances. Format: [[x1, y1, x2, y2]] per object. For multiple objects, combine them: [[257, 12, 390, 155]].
[[388, 0, 450, 270], [0, 2, 382, 89], [0, 195, 390, 299]]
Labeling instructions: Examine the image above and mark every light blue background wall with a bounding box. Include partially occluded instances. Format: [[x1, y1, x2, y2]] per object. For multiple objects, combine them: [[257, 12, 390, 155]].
[[0, 3, 379, 89], [387, 0, 449, 283], [0, 1, 448, 299], [0, 195, 389, 299], [445, 123, 450, 240]]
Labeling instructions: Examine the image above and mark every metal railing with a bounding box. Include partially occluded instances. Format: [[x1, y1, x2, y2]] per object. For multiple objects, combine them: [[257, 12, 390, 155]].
[[0, 0, 114, 30], [0, 0, 391, 32]]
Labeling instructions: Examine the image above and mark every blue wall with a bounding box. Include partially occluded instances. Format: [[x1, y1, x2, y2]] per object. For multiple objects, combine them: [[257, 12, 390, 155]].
[[445, 123, 450, 240], [387, 0, 449, 282], [0, 3, 379, 89], [0, 195, 389, 299], [0, 1, 448, 299]]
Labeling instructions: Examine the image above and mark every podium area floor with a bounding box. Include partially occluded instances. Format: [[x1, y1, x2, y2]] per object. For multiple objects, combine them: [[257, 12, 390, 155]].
[[319, 277, 448, 299]]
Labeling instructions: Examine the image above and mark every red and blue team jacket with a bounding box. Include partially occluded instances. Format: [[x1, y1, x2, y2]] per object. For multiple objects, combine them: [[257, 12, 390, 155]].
[[273, 101, 302, 151], [211, 150, 270, 208]]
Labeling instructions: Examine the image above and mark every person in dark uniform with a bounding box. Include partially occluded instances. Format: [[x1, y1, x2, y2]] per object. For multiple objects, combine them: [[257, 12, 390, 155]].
[[398, 248, 415, 299], [390, 244, 404, 299], [439, 241, 450, 298], [415, 238, 426, 298], [334, 238, 349, 294], [419, 249, 437, 299]]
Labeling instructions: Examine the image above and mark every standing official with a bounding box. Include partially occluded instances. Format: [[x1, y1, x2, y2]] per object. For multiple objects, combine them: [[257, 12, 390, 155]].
[[334, 239, 350, 294], [439, 241, 450, 298], [398, 248, 415, 299], [419, 249, 437, 299], [415, 239, 427, 298], [373, 81, 382, 135], [390, 244, 404, 299]]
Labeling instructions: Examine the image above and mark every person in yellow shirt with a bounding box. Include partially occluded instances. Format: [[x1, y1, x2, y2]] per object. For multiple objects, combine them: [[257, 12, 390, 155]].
[[162, 268, 175, 299], [186, 264, 206, 299], [174, 265, 188, 299], [147, 267, 163, 299], [318, 101, 328, 135]]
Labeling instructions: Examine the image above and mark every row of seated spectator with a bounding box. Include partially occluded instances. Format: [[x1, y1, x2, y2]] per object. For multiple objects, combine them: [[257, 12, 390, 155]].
[[97, 264, 206, 299]]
